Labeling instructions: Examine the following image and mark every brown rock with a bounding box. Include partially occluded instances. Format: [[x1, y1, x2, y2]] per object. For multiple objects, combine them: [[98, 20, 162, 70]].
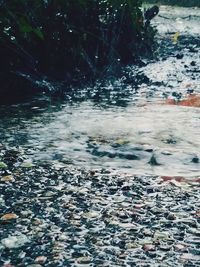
[[0, 213, 18, 221]]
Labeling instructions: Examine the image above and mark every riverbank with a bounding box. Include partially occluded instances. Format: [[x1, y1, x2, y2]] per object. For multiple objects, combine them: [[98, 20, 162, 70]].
[[0, 0, 155, 103]]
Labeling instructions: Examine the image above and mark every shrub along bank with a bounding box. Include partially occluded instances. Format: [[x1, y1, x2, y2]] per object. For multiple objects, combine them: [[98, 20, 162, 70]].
[[0, 0, 156, 101]]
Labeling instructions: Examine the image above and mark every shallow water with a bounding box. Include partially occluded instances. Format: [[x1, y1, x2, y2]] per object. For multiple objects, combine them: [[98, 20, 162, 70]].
[[0, 93, 199, 177], [32, 102, 200, 176]]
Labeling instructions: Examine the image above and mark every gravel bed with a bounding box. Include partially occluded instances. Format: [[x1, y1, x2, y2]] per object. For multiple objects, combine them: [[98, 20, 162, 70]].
[[0, 148, 199, 267]]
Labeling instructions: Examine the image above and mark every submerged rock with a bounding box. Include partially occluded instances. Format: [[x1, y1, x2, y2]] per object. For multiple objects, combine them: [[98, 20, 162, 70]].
[[192, 156, 199, 163], [148, 154, 161, 166]]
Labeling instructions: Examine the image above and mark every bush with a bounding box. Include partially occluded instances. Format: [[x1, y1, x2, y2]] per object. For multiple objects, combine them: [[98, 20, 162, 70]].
[[0, 0, 156, 97]]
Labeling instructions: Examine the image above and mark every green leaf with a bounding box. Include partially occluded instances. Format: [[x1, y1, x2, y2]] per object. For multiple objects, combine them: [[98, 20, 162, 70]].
[[20, 24, 33, 33], [19, 18, 33, 33], [33, 28, 44, 40]]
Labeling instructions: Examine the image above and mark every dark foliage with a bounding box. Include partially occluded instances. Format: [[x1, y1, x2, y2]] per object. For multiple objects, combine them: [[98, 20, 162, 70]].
[[0, 0, 156, 99]]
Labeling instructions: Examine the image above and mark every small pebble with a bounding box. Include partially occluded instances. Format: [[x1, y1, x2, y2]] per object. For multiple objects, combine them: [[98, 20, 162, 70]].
[[1, 175, 14, 182], [174, 244, 187, 252], [143, 244, 156, 251], [167, 213, 176, 220], [35, 256, 47, 264]]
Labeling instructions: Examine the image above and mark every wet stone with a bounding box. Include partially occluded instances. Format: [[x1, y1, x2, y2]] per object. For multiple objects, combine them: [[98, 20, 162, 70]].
[[35, 256, 47, 264], [0, 213, 18, 222], [174, 243, 188, 252], [146, 251, 157, 258], [190, 61, 196, 66], [142, 229, 152, 237], [109, 186, 118, 194], [159, 244, 172, 251], [1, 234, 30, 248], [76, 256, 92, 264], [166, 213, 176, 220], [180, 253, 200, 262], [121, 185, 131, 191], [191, 156, 199, 163], [176, 53, 184, 59], [144, 148, 154, 153], [146, 186, 155, 194], [143, 244, 156, 251], [1, 175, 14, 182]]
